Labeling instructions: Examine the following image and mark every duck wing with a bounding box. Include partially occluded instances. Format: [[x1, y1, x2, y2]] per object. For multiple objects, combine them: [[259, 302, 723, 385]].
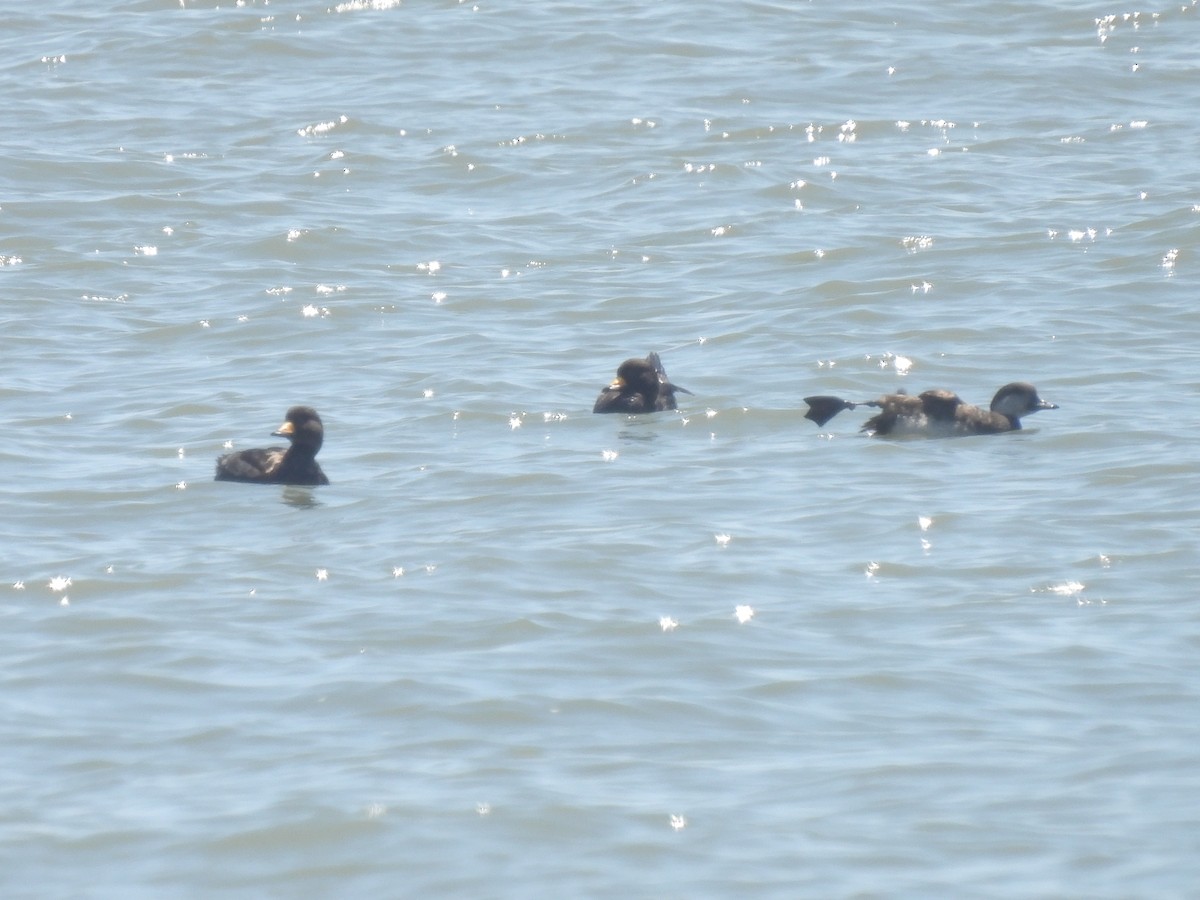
[[215, 446, 286, 482], [917, 389, 964, 421]]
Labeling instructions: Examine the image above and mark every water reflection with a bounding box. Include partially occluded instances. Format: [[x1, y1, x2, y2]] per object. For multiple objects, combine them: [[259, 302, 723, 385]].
[[281, 486, 322, 509]]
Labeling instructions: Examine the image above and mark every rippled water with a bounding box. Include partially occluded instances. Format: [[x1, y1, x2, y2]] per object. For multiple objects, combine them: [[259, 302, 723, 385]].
[[4, 1, 1200, 896]]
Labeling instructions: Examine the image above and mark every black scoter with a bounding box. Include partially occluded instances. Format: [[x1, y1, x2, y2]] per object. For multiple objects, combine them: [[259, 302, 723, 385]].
[[215, 405, 330, 485], [592, 352, 692, 414]]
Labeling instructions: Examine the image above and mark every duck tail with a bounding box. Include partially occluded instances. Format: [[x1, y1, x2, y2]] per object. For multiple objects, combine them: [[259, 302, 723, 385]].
[[647, 351, 692, 395]]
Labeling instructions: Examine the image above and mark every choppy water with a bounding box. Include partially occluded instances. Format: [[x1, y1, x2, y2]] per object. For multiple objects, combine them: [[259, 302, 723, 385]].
[[4, 1, 1200, 896]]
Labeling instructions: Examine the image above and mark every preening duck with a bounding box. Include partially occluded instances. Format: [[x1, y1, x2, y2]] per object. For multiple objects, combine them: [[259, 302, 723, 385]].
[[804, 382, 1057, 437], [593, 352, 692, 414]]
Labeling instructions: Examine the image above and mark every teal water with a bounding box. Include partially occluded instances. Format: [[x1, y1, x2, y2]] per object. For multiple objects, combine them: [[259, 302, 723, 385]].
[[3, 1, 1200, 896]]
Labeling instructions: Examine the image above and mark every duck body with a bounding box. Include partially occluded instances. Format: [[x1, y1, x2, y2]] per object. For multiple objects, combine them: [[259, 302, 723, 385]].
[[804, 382, 1056, 438], [215, 405, 330, 485], [593, 351, 692, 414]]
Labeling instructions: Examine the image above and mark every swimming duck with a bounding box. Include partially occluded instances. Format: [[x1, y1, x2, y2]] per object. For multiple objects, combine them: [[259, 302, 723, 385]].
[[215, 406, 330, 485], [593, 352, 692, 414], [804, 382, 1057, 437]]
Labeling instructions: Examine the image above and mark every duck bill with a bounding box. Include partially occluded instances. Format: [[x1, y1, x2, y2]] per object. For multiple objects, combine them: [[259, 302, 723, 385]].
[[1036, 400, 1058, 411], [607, 377, 625, 390], [668, 382, 693, 396], [272, 420, 295, 437]]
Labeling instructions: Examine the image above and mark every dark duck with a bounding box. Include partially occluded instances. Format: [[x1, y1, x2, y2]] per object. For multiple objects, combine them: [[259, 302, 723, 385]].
[[803, 382, 1057, 437], [215, 406, 330, 485], [593, 352, 692, 414]]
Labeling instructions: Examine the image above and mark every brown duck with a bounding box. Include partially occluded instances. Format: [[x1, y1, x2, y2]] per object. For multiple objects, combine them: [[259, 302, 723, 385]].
[[804, 382, 1057, 437]]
